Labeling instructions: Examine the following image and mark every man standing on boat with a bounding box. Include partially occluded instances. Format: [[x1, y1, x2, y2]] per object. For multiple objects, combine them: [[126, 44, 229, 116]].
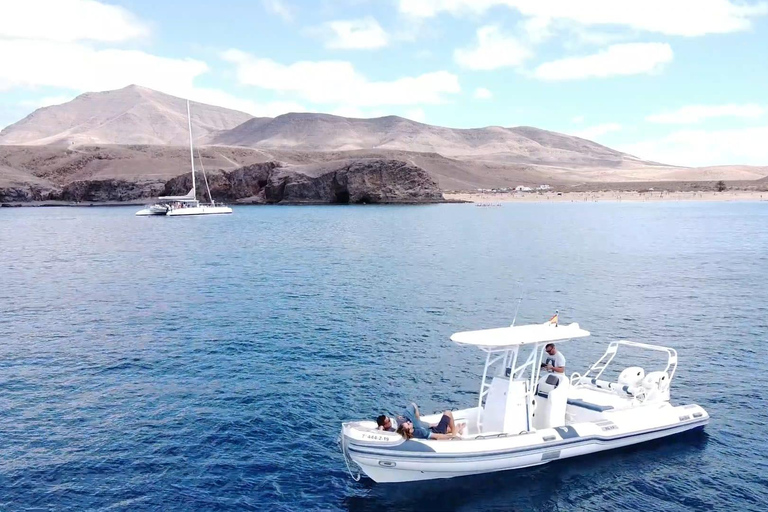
[[542, 343, 566, 373]]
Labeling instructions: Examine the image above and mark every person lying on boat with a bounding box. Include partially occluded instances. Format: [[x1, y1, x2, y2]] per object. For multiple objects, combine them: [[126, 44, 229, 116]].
[[541, 343, 566, 373], [395, 403, 462, 440], [376, 415, 397, 432]]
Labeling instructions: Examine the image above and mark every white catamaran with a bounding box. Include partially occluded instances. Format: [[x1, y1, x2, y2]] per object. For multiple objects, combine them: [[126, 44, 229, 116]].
[[136, 100, 232, 217]]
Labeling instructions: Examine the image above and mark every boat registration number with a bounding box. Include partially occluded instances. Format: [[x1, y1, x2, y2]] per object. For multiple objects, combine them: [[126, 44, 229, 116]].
[[362, 433, 390, 442]]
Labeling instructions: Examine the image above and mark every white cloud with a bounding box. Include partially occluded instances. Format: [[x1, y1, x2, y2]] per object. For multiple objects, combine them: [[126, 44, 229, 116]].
[[262, 0, 294, 22], [405, 108, 426, 122], [0, 0, 303, 120], [0, 39, 301, 118], [398, 0, 768, 36], [520, 16, 552, 43], [0, 39, 208, 93], [0, 0, 149, 42], [323, 17, 389, 49], [565, 27, 631, 48], [222, 49, 461, 106], [473, 87, 493, 99], [454, 25, 531, 70], [621, 126, 768, 166], [534, 43, 673, 80], [646, 103, 766, 124], [572, 122, 622, 139]]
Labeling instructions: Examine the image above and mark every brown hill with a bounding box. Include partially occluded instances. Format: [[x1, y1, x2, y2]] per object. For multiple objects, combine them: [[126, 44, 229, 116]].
[[0, 85, 254, 146], [208, 112, 641, 169], [1, 85, 653, 170], [0, 86, 766, 197]]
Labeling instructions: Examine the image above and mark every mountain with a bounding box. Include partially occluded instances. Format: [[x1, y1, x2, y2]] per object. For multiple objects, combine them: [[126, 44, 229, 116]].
[[1, 86, 766, 199], [1, 85, 642, 169], [0, 85, 254, 146], [208, 112, 634, 169]]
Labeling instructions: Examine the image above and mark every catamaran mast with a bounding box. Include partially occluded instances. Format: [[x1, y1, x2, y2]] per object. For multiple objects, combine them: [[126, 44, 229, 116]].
[[187, 99, 196, 199]]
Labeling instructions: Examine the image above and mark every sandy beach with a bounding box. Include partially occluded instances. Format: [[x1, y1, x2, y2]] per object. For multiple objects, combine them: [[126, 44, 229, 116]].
[[445, 190, 768, 203]]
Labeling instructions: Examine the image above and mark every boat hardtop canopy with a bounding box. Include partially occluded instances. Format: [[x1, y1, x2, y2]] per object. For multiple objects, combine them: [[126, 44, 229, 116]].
[[451, 322, 590, 348], [159, 189, 197, 202]]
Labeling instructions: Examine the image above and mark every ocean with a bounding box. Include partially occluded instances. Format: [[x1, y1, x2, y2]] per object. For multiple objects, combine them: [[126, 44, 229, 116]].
[[1, 202, 767, 511]]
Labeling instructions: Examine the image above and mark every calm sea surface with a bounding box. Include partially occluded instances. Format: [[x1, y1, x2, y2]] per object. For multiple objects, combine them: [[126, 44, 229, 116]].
[[1, 203, 767, 511]]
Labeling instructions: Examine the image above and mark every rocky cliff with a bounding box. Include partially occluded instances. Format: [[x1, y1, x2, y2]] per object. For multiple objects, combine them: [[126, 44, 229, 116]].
[[162, 159, 443, 204], [0, 158, 444, 204]]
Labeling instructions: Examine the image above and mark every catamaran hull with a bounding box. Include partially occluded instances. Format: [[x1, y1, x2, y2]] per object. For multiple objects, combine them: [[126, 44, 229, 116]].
[[165, 205, 233, 216], [342, 406, 708, 483], [135, 205, 169, 216]]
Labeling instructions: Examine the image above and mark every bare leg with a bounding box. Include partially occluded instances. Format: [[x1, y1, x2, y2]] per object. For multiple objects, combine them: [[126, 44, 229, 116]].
[[444, 411, 465, 435], [444, 410, 456, 434]]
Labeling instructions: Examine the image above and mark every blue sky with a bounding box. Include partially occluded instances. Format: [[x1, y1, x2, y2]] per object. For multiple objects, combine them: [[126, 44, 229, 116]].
[[1, 0, 767, 166]]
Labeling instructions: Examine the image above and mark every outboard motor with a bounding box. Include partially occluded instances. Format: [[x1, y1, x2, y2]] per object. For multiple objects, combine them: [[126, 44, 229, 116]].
[[618, 367, 645, 387], [533, 372, 569, 429], [642, 371, 670, 401], [615, 367, 646, 397]]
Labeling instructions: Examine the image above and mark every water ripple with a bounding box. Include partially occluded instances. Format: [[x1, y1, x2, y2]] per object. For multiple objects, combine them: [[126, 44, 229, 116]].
[[1, 203, 767, 510]]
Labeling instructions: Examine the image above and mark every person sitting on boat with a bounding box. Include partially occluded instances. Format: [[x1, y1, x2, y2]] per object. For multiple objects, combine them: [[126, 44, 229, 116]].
[[376, 414, 397, 432], [541, 343, 566, 373], [395, 403, 461, 440]]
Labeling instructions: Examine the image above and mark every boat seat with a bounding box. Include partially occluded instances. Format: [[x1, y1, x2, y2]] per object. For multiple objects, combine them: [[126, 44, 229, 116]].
[[566, 399, 614, 412], [537, 391, 615, 413]]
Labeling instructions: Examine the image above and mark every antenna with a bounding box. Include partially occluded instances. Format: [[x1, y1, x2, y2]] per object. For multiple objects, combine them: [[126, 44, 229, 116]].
[[511, 282, 524, 327]]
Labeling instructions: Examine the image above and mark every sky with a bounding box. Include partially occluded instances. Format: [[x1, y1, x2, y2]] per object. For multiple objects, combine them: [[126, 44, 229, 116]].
[[0, 0, 767, 166]]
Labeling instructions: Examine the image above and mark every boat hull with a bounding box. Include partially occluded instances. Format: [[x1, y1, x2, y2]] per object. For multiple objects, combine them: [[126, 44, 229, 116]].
[[166, 205, 232, 216], [135, 207, 167, 216], [342, 404, 708, 483], [135, 204, 170, 216]]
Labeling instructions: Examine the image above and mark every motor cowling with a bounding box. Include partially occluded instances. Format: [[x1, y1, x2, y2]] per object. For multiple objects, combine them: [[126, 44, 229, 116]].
[[618, 367, 645, 388]]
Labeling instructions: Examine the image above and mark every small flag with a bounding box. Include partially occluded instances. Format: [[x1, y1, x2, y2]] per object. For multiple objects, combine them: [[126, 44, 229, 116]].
[[548, 311, 558, 326]]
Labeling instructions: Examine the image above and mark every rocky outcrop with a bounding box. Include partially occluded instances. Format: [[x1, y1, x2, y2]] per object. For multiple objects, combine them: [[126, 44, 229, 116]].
[[47, 179, 166, 202], [161, 158, 444, 204], [0, 158, 444, 204], [0, 184, 51, 202]]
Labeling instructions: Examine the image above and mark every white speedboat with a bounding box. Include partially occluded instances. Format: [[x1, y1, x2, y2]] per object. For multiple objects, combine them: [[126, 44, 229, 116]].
[[136, 100, 232, 217], [340, 319, 708, 483]]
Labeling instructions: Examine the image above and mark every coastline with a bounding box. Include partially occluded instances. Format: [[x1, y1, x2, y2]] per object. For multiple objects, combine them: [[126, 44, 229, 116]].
[[0, 199, 454, 208], [444, 190, 768, 203], [4, 191, 768, 208]]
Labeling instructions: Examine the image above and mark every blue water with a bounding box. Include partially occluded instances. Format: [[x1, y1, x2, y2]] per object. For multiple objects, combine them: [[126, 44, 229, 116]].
[[1, 203, 767, 511]]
